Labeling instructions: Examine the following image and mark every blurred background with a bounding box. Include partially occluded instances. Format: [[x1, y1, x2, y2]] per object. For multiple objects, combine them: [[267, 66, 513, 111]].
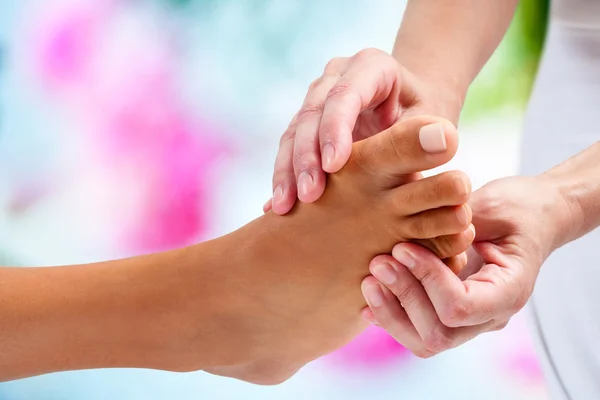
[[0, 0, 549, 399]]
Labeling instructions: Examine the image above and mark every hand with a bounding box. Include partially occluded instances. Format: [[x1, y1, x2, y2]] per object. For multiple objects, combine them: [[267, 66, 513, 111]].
[[264, 48, 463, 215], [360, 174, 576, 357], [202, 117, 471, 384]]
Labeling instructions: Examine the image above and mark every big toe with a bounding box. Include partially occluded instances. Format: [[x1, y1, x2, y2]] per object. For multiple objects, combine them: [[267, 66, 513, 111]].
[[352, 115, 458, 187]]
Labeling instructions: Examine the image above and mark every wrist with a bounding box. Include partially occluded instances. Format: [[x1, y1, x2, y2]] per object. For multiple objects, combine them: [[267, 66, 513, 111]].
[[538, 171, 585, 251], [400, 64, 467, 126]]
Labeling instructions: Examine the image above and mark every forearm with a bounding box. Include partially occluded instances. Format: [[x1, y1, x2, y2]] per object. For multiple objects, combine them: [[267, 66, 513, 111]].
[[543, 141, 600, 248], [394, 0, 520, 106], [0, 242, 228, 381]]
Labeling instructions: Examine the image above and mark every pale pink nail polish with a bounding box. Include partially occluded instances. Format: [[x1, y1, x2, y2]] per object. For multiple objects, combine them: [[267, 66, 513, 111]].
[[322, 143, 336, 171], [273, 185, 284, 206], [372, 263, 397, 285], [419, 123, 447, 153], [364, 285, 384, 307], [298, 171, 314, 199], [393, 247, 416, 269]]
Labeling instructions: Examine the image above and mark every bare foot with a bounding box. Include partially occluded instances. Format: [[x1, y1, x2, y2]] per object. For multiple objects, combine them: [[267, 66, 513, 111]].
[[201, 116, 473, 383]]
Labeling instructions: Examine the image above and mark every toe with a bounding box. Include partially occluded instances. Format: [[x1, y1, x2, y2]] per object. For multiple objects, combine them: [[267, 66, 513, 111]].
[[400, 204, 472, 239], [352, 115, 458, 187], [415, 224, 476, 260], [388, 170, 471, 215]]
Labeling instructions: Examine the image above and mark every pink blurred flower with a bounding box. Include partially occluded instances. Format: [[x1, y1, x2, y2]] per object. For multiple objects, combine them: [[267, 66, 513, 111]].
[[26, 0, 232, 253], [326, 325, 411, 369]]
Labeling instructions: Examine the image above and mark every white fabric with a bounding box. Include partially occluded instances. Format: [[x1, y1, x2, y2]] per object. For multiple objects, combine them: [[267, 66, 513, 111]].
[[522, 1, 600, 399]]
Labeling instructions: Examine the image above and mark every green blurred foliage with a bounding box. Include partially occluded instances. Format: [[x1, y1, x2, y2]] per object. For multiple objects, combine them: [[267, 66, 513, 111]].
[[462, 0, 550, 120]]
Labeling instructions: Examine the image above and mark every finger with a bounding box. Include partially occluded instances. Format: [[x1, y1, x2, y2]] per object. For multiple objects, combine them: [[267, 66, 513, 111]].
[[416, 224, 475, 261], [370, 257, 457, 353], [293, 76, 339, 203], [401, 204, 472, 239], [463, 241, 529, 319], [444, 251, 468, 275], [458, 245, 484, 280], [263, 198, 273, 213], [370, 254, 500, 353], [389, 170, 471, 215], [361, 275, 426, 356], [392, 242, 499, 328], [354, 116, 459, 181], [360, 307, 379, 326], [319, 49, 402, 173], [271, 118, 300, 215]]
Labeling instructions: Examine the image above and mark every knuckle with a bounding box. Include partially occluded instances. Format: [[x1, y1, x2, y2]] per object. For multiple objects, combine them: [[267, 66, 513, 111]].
[[443, 171, 471, 203], [393, 284, 420, 308], [308, 77, 323, 91], [439, 300, 470, 327], [326, 81, 354, 100], [293, 153, 319, 172], [423, 327, 454, 353], [404, 218, 428, 239], [278, 128, 296, 147], [426, 237, 454, 260], [354, 47, 384, 62], [296, 103, 324, 123], [324, 57, 346, 75]]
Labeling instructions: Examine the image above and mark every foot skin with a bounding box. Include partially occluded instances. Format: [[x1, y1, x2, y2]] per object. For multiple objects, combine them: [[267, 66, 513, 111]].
[[205, 116, 473, 383]]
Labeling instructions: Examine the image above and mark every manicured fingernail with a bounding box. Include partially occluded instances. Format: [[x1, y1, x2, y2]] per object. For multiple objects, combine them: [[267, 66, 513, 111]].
[[363, 284, 384, 307], [322, 143, 336, 170], [393, 247, 416, 269], [464, 224, 476, 241], [419, 123, 447, 153], [456, 205, 468, 226], [298, 171, 314, 199], [372, 263, 397, 285], [273, 185, 284, 206]]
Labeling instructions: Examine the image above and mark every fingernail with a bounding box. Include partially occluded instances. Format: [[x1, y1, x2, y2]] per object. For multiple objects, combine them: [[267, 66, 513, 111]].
[[273, 185, 284, 206], [419, 123, 447, 153], [322, 143, 336, 171], [372, 263, 397, 285], [363, 284, 384, 307], [393, 247, 416, 269], [298, 171, 314, 199], [456, 205, 468, 226], [464, 224, 476, 241]]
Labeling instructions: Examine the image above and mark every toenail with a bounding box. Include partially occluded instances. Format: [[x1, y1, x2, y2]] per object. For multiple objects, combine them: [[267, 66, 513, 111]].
[[322, 143, 336, 170], [372, 263, 397, 285], [363, 284, 384, 307], [273, 185, 284, 205], [393, 247, 416, 269], [456, 205, 468, 226], [419, 123, 447, 153], [298, 171, 314, 199]]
